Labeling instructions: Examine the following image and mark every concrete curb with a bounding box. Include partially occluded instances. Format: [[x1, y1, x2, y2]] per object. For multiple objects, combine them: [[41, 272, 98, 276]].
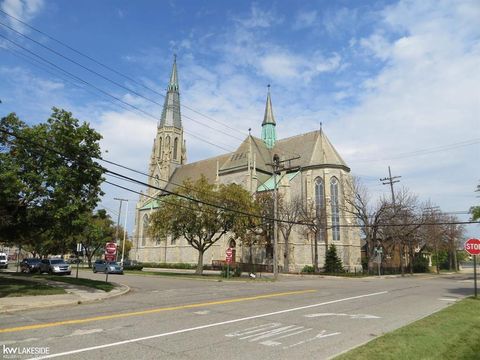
[[0, 274, 131, 314]]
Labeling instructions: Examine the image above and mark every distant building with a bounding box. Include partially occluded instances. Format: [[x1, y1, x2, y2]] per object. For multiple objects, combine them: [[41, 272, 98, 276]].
[[131, 58, 361, 272]]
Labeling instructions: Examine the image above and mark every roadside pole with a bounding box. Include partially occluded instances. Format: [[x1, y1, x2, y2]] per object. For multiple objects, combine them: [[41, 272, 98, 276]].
[[474, 255, 477, 298], [76, 261, 79, 279], [464, 238, 479, 298]]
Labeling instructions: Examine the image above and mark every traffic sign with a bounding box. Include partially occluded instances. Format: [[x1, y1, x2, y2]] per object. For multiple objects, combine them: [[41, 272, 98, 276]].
[[464, 238, 480, 255], [105, 242, 117, 255], [226, 247, 233, 264]]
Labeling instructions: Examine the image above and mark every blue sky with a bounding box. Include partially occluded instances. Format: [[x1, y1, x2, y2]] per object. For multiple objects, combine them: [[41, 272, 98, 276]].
[[0, 0, 479, 236]]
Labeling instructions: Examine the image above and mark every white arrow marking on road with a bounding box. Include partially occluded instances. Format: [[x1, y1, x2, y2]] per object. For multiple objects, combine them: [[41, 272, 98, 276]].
[[305, 313, 380, 319], [28, 291, 388, 359], [193, 310, 211, 315]]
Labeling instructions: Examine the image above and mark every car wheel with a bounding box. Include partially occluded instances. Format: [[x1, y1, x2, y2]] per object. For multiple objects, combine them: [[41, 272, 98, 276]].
[[93, 268, 97, 273], [104, 268, 108, 274], [48, 269, 53, 275], [66, 272, 71, 275]]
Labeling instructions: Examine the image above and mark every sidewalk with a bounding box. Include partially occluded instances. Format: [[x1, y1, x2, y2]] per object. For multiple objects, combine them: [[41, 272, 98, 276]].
[[0, 275, 130, 314]]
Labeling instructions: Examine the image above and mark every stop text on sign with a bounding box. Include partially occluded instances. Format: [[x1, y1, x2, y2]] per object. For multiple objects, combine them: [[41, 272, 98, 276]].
[[464, 238, 480, 255]]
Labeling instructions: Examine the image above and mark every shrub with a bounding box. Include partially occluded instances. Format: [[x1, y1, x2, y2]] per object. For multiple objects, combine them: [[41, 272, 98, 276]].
[[413, 256, 430, 273], [301, 265, 315, 273], [124, 265, 143, 271], [324, 244, 344, 273]]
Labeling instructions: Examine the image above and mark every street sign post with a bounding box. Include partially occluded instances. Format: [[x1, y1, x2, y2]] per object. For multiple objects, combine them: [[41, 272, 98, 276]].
[[105, 242, 117, 283], [225, 248, 233, 279], [464, 238, 479, 298]]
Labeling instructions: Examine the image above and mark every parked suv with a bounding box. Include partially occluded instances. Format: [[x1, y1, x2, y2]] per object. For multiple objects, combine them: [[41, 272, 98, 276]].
[[92, 260, 123, 274], [39, 259, 71, 275], [0, 253, 8, 269], [20, 258, 41, 273]]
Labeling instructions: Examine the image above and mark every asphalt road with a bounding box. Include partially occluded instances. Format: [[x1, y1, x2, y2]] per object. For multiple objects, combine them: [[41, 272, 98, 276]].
[[0, 270, 475, 360]]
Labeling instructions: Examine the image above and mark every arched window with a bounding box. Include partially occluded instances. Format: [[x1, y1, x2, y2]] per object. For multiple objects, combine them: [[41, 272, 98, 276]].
[[141, 214, 149, 246], [330, 177, 340, 241], [314, 177, 324, 215], [173, 138, 178, 160], [315, 177, 325, 242], [158, 137, 162, 158]]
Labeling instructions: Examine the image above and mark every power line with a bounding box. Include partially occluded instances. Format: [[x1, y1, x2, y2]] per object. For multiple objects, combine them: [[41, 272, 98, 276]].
[[0, 14, 246, 141], [0, 32, 235, 153]]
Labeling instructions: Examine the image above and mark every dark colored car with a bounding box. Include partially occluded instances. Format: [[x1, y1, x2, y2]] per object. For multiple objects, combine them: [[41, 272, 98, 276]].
[[92, 260, 123, 274], [39, 259, 71, 275], [20, 258, 41, 273]]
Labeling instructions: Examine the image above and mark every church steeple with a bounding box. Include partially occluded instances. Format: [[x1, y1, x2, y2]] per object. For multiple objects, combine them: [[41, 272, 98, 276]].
[[261, 85, 276, 149], [159, 55, 182, 129], [146, 55, 186, 195]]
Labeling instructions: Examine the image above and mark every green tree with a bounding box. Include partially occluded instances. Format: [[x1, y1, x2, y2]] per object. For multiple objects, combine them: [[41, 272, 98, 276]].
[[78, 209, 116, 267], [324, 244, 344, 273], [470, 183, 480, 220], [0, 108, 104, 253], [149, 176, 257, 275]]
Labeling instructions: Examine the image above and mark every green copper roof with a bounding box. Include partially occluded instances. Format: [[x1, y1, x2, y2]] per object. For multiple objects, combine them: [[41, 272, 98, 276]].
[[139, 199, 161, 211], [257, 171, 299, 192]]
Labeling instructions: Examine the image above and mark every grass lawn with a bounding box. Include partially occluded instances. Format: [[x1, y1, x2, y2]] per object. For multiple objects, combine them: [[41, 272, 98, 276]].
[[41, 276, 115, 292], [0, 277, 66, 298], [7, 273, 115, 292], [335, 297, 480, 360]]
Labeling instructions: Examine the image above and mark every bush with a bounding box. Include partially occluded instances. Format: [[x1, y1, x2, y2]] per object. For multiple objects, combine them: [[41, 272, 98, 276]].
[[124, 265, 143, 271], [324, 244, 344, 273], [413, 256, 429, 273], [220, 265, 241, 278], [301, 265, 315, 273], [139, 262, 196, 269]]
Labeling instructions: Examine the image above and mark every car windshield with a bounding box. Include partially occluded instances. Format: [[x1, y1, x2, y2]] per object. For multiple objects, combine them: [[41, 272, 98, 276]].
[[0, 256, 6, 260], [50, 259, 66, 264], [108, 262, 119, 265], [27, 259, 40, 263]]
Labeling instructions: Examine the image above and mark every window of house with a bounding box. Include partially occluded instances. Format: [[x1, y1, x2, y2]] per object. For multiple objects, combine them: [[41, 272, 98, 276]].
[[330, 177, 340, 241]]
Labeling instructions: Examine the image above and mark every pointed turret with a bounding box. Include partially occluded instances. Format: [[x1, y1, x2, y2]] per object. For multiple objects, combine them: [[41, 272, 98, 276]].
[[261, 85, 276, 149], [159, 55, 182, 129]]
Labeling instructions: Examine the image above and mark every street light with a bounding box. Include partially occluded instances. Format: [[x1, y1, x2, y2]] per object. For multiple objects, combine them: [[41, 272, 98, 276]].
[[272, 154, 280, 279], [121, 200, 129, 265]]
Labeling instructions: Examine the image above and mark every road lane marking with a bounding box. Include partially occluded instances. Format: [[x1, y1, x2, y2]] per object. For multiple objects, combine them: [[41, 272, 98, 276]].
[[0, 289, 315, 334], [283, 330, 341, 349], [305, 312, 381, 319], [26, 291, 388, 359]]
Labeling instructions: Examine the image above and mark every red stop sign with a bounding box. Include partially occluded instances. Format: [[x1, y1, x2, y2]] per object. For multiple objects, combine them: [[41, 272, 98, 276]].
[[105, 242, 117, 255], [464, 238, 480, 255]]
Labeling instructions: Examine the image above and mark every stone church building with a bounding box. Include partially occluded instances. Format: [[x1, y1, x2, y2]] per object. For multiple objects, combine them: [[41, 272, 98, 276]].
[[131, 58, 361, 272]]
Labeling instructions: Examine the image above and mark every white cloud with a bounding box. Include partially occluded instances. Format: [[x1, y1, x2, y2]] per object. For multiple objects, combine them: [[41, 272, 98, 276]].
[[0, 0, 45, 33], [333, 0, 480, 216], [293, 10, 317, 30], [235, 3, 283, 29]]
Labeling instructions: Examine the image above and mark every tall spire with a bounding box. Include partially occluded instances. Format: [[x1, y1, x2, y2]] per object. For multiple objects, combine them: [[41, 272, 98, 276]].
[[261, 84, 277, 149], [159, 55, 182, 128]]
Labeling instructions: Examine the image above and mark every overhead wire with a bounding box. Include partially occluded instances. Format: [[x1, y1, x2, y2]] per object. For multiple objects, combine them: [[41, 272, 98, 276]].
[[0, 32, 235, 153]]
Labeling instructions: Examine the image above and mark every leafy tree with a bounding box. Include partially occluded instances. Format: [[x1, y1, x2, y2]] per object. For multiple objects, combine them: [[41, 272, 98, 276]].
[[278, 195, 302, 273], [78, 209, 116, 267], [149, 176, 257, 274], [470, 182, 480, 220], [324, 244, 344, 273], [0, 108, 104, 253]]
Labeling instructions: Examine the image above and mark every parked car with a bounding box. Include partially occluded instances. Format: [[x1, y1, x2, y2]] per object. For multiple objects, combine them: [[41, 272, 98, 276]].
[[0, 253, 8, 269], [39, 259, 71, 275], [92, 260, 123, 274], [20, 258, 41, 273]]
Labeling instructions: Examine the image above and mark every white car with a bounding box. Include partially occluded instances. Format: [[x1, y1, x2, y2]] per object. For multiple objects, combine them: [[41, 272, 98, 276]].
[[0, 253, 8, 269]]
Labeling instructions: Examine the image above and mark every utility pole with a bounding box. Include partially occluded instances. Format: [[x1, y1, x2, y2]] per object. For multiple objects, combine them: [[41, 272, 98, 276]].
[[425, 206, 441, 274], [121, 200, 129, 265], [268, 154, 301, 279], [380, 166, 403, 276], [114, 198, 128, 262]]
